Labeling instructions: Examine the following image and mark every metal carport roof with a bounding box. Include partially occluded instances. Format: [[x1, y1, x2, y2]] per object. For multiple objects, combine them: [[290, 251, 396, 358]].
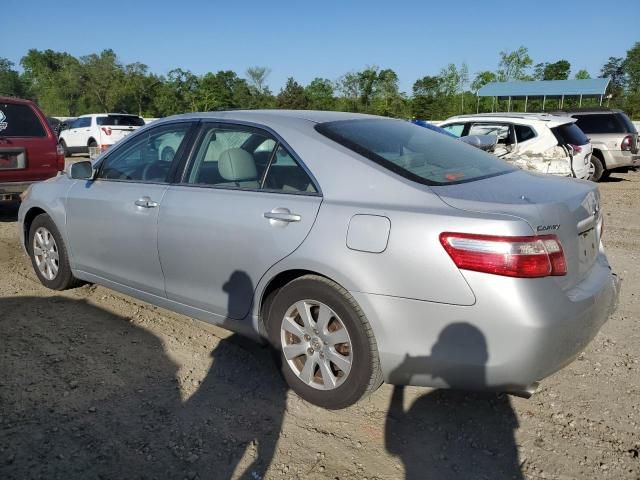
[[477, 78, 610, 97]]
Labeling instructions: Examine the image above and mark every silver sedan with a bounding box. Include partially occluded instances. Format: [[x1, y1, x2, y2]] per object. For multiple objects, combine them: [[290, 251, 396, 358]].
[[18, 110, 620, 409]]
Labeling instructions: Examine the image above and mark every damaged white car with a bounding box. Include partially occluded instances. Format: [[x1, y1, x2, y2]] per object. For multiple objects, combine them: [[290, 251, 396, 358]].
[[440, 113, 592, 179]]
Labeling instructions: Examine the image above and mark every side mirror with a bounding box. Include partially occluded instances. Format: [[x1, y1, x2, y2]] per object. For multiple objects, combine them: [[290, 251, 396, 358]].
[[68, 160, 95, 180]]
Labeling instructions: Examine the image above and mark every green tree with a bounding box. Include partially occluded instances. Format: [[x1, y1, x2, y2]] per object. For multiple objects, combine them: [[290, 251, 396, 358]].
[[623, 42, 640, 118], [0, 58, 24, 97], [20, 49, 84, 115], [305, 78, 335, 110], [574, 69, 591, 80], [245, 66, 274, 108], [123, 62, 159, 116], [623, 42, 640, 92], [600, 57, 626, 90], [497, 46, 533, 81], [80, 49, 126, 112], [543, 60, 571, 80], [470, 71, 497, 92], [337, 72, 360, 111], [276, 77, 308, 109]]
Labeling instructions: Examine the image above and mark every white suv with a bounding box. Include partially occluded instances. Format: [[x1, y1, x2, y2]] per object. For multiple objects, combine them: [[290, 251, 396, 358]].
[[59, 113, 145, 156], [439, 113, 592, 180]]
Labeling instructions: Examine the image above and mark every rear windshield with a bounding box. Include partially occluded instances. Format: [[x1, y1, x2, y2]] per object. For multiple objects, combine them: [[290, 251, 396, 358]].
[[573, 113, 635, 134], [315, 119, 515, 185], [551, 123, 589, 146], [0, 102, 46, 137], [97, 115, 145, 127]]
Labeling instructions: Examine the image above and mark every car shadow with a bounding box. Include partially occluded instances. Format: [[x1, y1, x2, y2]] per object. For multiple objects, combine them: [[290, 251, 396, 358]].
[[0, 202, 19, 222], [0, 293, 287, 480], [385, 323, 524, 480]]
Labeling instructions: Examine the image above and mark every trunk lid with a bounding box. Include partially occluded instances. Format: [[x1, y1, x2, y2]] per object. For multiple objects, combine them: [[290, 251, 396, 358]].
[[431, 170, 601, 290]]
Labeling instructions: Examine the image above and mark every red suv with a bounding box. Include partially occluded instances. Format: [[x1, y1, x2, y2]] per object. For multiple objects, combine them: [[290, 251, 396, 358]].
[[0, 96, 65, 202]]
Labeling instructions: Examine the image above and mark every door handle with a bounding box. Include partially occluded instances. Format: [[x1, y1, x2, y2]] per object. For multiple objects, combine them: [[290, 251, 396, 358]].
[[135, 197, 159, 208], [264, 207, 301, 224]]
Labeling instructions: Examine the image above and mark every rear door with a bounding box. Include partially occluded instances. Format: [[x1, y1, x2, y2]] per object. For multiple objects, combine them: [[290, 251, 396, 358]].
[[158, 122, 322, 320], [0, 101, 58, 183]]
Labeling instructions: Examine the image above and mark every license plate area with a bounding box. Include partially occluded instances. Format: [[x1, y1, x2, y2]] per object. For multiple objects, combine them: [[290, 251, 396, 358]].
[[578, 228, 597, 266], [0, 148, 26, 170]]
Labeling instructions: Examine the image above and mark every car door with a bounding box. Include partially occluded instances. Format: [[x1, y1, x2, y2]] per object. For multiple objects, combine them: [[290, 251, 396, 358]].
[[65, 121, 196, 296], [157, 122, 322, 320], [64, 118, 85, 149]]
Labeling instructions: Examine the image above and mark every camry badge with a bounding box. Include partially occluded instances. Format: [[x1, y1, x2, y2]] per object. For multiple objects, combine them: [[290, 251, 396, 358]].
[[537, 224, 560, 232]]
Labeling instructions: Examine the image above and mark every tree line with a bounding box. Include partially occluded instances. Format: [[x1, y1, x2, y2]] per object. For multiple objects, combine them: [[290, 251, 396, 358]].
[[1, 43, 639, 120]]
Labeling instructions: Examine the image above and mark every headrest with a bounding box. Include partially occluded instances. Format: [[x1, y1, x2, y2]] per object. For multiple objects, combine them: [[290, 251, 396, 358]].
[[218, 148, 257, 181]]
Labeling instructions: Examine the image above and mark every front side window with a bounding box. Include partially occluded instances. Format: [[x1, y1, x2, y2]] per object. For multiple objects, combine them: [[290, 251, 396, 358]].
[[98, 123, 191, 182], [0, 102, 46, 137], [441, 123, 465, 137], [316, 119, 515, 185], [186, 124, 317, 193], [468, 123, 511, 144]]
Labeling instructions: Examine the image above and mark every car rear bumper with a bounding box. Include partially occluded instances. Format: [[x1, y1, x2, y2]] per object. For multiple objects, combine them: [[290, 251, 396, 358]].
[[351, 252, 620, 393], [606, 150, 638, 169]]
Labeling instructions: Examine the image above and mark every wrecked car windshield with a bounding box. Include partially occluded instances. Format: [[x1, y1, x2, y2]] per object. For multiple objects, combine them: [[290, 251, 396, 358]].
[[315, 119, 515, 185]]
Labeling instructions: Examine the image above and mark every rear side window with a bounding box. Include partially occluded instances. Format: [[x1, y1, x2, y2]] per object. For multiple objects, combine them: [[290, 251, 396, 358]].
[[514, 125, 536, 142], [97, 115, 145, 127], [573, 114, 625, 134], [0, 103, 46, 137], [552, 123, 589, 146], [616, 113, 637, 133], [316, 119, 515, 185]]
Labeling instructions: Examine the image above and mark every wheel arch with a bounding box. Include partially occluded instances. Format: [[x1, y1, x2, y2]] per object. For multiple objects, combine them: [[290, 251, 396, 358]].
[[592, 148, 607, 168], [257, 268, 348, 335], [22, 206, 48, 251]]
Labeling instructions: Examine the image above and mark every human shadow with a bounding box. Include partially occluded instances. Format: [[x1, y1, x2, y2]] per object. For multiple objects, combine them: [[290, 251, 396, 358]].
[[0, 274, 286, 479], [385, 323, 523, 480]]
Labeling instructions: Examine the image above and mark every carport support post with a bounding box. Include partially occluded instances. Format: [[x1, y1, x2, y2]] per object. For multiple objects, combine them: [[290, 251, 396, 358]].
[[492, 96, 496, 112], [560, 95, 564, 109], [599, 94, 603, 106], [524, 95, 528, 112], [508, 96, 511, 112], [476, 93, 480, 113], [579, 94, 583, 107], [543, 95, 546, 111]]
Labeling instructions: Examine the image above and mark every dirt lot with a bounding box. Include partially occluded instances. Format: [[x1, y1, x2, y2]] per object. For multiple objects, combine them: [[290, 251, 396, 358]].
[[1, 171, 639, 480]]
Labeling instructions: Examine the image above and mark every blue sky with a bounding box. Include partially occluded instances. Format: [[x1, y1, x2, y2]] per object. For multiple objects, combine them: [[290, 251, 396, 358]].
[[4, 0, 638, 93]]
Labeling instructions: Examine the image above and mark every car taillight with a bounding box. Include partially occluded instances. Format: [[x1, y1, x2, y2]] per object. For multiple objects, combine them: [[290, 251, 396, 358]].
[[101, 127, 112, 135], [56, 143, 65, 171], [570, 144, 583, 153], [621, 135, 632, 151], [439, 232, 567, 278]]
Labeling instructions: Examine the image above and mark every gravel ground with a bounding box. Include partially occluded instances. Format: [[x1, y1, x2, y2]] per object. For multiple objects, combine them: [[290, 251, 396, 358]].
[[0, 170, 638, 480]]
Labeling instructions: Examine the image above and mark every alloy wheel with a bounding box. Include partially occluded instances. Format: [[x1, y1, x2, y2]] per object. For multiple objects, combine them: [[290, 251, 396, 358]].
[[280, 300, 353, 390], [33, 227, 59, 280]]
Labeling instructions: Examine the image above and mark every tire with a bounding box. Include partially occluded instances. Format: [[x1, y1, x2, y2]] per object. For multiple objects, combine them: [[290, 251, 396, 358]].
[[265, 275, 383, 409], [589, 154, 605, 182], [59, 139, 70, 157], [28, 214, 82, 291]]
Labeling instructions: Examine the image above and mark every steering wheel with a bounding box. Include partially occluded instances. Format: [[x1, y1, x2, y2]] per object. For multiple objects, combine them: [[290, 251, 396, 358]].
[[142, 161, 168, 181]]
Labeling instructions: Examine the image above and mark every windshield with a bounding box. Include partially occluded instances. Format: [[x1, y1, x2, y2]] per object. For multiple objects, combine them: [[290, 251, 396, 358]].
[[315, 119, 515, 185], [97, 115, 145, 127]]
